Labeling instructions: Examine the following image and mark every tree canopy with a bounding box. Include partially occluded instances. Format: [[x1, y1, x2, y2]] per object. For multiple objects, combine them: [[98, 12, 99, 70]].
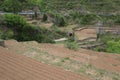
[[1, 0, 43, 13]]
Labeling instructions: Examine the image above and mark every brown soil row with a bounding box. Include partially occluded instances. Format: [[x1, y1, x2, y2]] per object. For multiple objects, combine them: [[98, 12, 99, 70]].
[[75, 28, 97, 40], [0, 47, 90, 80], [4, 40, 120, 74], [78, 48, 120, 72], [40, 43, 120, 73]]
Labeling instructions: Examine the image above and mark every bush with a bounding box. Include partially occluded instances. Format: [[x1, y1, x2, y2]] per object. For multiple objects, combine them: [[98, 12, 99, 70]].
[[70, 12, 83, 20], [114, 15, 120, 24], [3, 14, 27, 29], [36, 27, 55, 43], [0, 15, 4, 25], [65, 41, 79, 51], [16, 25, 37, 41], [106, 40, 120, 54], [0, 29, 14, 39], [80, 14, 98, 25], [15, 25, 55, 43], [0, 14, 66, 43], [42, 14, 48, 22], [43, 12, 67, 26], [50, 25, 67, 39], [54, 14, 67, 27]]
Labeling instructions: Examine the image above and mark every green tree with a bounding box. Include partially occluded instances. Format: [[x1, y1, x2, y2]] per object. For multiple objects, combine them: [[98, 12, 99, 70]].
[[1, 0, 42, 13], [2, 0, 23, 13]]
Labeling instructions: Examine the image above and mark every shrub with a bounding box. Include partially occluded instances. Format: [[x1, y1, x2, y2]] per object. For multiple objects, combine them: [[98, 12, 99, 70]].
[[0, 15, 4, 25], [16, 24, 37, 41], [106, 40, 120, 54], [15, 25, 55, 43], [114, 15, 120, 24], [0, 29, 14, 39], [80, 14, 98, 25], [100, 32, 120, 43], [42, 14, 48, 22], [70, 11, 82, 20], [3, 14, 27, 29], [54, 14, 67, 27], [65, 41, 79, 51], [47, 12, 67, 26], [36, 27, 55, 43], [50, 25, 67, 39], [1, 14, 66, 43]]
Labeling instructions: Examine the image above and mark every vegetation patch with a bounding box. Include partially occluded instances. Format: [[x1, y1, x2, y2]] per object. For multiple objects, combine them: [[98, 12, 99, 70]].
[[93, 32, 120, 54], [0, 14, 67, 43], [106, 40, 120, 54], [65, 41, 79, 51]]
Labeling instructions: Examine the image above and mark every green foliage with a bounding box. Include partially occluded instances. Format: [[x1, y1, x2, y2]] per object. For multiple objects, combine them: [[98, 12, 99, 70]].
[[80, 14, 98, 25], [114, 15, 120, 24], [37, 27, 55, 43], [1, 14, 27, 40], [0, 29, 14, 40], [42, 0, 120, 13], [50, 25, 67, 39], [28, 0, 43, 8], [42, 0, 120, 25], [69, 12, 99, 25], [1, 14, 67, 43], [42, 14, 48, 22], [1, 14, 54, 43], [2, 0, 22, 13], [65, 41, 79, 51], [16, 25, 37, 41], [0, 15, 4, 25], [100, 32, 120, 43], [106, 40, 120, 54], [15, 25, 55, 43], [1, 0, 42, 13], [70, 12, 82, 20], [15, 25, 67, 43], [3, 14, 27, 29], [54, 14, 67, 27], [95, 33, 120, 54]]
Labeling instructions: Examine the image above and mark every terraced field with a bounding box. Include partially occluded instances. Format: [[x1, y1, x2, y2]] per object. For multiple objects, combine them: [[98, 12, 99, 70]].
[[2, 24, 120, 80], [4, 39, 120, 80], [0, 47, 90, 80], [42, 0, 120, 14], [75, 28, 97, 40]]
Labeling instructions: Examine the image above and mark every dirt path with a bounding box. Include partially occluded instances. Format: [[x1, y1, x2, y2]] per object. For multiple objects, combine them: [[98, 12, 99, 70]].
[[0, 47, 90, 80]]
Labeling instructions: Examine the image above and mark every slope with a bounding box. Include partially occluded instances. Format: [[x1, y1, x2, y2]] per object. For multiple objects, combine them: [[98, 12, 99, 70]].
[[0, 46, 90, 80]]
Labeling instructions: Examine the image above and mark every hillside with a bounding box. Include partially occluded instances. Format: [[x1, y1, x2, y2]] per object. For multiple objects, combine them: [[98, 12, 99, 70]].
[[42, 0, 120, 14], [0, 46, 89, 80], [0, 1, 120, 80], [3, 39, 120, 80]]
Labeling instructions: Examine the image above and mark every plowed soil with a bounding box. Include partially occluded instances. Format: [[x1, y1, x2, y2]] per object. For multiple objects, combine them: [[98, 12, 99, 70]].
[[40, 43, 120, 73], [0, 47, 90, 80], [5, 40, 120, 74], [75, 28, 97, 40]]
